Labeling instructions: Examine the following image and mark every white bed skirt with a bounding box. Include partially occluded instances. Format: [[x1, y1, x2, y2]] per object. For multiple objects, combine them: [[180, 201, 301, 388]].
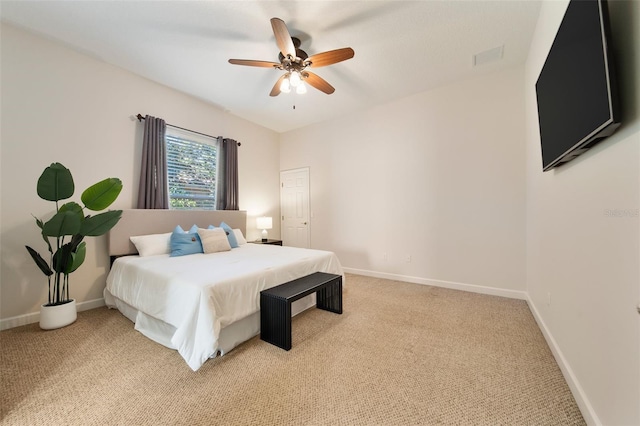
[[104, 288, 316, 357]]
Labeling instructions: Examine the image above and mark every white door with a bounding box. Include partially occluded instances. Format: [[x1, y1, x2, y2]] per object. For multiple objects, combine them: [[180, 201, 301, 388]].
[[280, 167, 310, 248]]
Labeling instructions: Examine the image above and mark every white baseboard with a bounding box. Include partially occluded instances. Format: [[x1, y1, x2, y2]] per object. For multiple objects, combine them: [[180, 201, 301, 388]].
[[342, 267, 528, 300], [0, 298, 105, 331], [526, 297, 600, 426]]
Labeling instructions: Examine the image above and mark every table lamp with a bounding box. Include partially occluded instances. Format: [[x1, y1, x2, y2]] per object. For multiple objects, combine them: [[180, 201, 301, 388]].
[[256, 216, 273, 242]]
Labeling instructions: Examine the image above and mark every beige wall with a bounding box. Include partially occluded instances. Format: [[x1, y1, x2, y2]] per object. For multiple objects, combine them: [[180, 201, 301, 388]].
[[524, 1, 639, 425], [280, 66, 527, 297], [0, 23, 281, 325]]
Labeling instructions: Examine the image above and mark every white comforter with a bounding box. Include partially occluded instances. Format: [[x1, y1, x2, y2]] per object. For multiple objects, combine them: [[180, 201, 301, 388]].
[[106, 244, 343, 370]]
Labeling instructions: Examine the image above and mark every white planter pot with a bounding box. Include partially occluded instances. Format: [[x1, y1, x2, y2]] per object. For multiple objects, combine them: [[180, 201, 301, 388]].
[[40, 299, 77, 330]]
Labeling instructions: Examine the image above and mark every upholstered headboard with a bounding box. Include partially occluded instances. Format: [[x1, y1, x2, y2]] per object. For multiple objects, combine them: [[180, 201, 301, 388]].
[[108, 209, 247, 256]]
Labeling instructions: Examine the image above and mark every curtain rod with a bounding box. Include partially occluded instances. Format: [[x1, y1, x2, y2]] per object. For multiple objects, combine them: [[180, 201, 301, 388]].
[[136, 114, 240, 146]]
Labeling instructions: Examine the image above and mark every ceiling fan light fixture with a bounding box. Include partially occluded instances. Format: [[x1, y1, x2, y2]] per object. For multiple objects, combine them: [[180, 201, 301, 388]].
[[280, 76, 291, 93], [296, 82, 307, 94], [289, 71, 301, 88]]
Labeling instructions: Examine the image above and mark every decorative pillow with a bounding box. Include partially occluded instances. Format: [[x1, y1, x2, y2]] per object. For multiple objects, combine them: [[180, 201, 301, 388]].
[[130, 233, 172, 257], [233, 229, 247, 245], [219, 221, 239, 248], [197, 228, 232, 254], [174, 224, 199, 234], [170, 229, 203, 257]]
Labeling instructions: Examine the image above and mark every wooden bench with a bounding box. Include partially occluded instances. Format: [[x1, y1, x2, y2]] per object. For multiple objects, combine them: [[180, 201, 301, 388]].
[[260, 272, 343, 350]]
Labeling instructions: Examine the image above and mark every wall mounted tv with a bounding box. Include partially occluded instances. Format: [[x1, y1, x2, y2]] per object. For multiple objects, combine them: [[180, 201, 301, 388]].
[[535, 0, 620, 171]]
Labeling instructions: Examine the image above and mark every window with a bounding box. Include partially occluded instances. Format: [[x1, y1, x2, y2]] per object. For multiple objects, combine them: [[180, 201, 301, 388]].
[[165, 127, 218, 210]]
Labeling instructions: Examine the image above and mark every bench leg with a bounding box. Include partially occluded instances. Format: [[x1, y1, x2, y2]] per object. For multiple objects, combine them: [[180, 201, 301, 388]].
[[317, 276, 343, 314], [260, 294, 292, 351]]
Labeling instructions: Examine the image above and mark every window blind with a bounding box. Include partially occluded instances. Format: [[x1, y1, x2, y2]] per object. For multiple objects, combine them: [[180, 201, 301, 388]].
[[166, 129, 218, 210]]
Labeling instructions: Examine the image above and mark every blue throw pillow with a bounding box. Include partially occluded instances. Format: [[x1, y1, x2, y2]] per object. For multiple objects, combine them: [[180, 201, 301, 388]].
[[174, 224, 199, 234], [219, 222, 238, 248], [170, 229, 203, 257]]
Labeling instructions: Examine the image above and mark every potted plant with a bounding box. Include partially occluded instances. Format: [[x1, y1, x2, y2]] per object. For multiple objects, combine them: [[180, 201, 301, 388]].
[[25, 162, 123, 329]]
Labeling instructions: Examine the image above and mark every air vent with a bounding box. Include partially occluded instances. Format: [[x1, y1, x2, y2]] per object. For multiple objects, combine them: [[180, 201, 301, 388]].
[[473, 45, 504, 66]]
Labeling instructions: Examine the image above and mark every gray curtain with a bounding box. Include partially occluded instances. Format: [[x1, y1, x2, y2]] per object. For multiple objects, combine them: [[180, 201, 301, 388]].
[[224, 138, 239, 210], [215, 136, 226, 210], [216, 138, 239, 210], [137, 115, 169, 209]]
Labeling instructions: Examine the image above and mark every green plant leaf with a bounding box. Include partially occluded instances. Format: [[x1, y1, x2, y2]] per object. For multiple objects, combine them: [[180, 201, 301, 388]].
[[52, 243, 73, 274], [80, 210, 122, 236], [33, 215, 53, 253], [37, 163, 74, 202], [42, 210, 82, 237], [34, 216, 44, 230], [58, 201, 84, 217], [68, 242, 86, 273], [25, 246, 53, 276], [81, 178, 123, 211], [69, 234, 85, 252]]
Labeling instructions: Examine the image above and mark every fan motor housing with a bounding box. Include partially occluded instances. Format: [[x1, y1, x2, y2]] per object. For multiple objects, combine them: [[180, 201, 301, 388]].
[[278, 37, 308, 62]]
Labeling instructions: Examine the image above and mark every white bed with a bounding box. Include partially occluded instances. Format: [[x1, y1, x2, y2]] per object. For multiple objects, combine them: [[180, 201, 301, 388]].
[[104, 209, 344, 371]]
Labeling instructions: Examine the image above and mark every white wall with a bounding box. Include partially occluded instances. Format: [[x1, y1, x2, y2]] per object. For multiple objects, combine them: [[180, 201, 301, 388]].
[[0, 23, 281, 325], [280, 66, 527, 297], [525, 1, 639, 425]]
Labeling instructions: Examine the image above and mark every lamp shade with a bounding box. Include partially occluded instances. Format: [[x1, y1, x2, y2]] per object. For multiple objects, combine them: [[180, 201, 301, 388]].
[[289, 71, 301, 87], [256, 217, 273, 230], [280, 77, 291, 93]]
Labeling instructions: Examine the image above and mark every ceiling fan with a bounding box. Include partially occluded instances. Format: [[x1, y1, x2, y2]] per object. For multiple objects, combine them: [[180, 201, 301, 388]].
[[228, 18, 355, 97]]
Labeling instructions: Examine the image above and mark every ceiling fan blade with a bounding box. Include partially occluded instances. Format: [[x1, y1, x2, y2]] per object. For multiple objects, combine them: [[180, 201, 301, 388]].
[[307, 48, 355, 68], [270, 74, 288, 97], [302, 71, 335, 95], [271, 18, 295, 58], [228, 59, 280, 68]]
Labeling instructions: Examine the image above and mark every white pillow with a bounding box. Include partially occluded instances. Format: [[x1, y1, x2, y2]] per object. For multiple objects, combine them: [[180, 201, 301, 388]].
[[233, 229, 247, 245], [197, 228, 231, 254], [130, 233, 172, 257]]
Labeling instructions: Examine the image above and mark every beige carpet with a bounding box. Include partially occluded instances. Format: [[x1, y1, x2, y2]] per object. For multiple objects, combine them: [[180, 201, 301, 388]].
[[1, 274, 584, 425]]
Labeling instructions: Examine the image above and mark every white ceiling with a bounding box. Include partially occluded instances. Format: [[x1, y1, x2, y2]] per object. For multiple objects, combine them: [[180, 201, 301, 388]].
[[1, 1, 542, 133]]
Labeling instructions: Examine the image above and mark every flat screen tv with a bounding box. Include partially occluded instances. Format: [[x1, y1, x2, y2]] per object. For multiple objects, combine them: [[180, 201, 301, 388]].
[[535, 0, 620, 171]]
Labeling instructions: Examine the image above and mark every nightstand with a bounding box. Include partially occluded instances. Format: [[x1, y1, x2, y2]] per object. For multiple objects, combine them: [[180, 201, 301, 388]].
[[250, 239, 283, 246]]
